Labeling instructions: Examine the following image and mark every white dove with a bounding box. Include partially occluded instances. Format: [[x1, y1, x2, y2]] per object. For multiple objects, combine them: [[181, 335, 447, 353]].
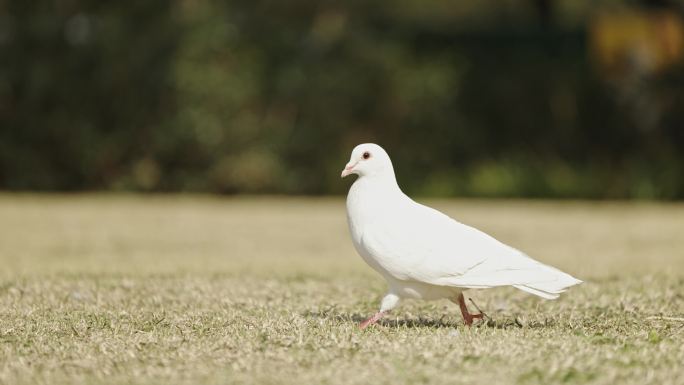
[[341, 143, 582, 329]]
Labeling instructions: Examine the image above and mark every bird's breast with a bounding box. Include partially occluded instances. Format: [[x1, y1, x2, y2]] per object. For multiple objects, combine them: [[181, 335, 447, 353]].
[[345, 180, 400, 276]]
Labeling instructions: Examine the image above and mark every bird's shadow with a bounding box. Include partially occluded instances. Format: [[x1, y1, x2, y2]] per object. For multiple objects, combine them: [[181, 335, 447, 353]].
[[303, 310, 540, 329], [356, 314, 456, 329]]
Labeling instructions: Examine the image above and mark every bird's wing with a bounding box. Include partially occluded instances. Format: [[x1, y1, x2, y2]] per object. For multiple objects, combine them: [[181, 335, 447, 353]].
[[360, 202, 493, 282], [361, 201, 581, 297]]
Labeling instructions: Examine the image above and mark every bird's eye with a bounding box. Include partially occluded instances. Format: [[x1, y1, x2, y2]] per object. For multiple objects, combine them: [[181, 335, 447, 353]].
[[362, 152, 371, 160]]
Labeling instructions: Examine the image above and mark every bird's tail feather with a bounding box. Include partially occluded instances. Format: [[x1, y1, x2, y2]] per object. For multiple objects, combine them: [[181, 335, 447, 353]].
[[512, 271, 582, 300], [513, 284, 563, 299], [443, 261, 582, 300]]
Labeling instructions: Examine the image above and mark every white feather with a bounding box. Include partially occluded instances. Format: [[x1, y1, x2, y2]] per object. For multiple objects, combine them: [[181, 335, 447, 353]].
[[343, 143, 581, 310]]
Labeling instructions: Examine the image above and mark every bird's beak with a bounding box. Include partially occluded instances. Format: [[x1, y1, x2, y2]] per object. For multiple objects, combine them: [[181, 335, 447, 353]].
[[341, 161, 357, 178]]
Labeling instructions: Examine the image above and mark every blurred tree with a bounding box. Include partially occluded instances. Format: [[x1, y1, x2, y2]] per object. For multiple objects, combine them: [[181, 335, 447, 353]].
[[0, 1, 180, 190], [0, 0, 683, 198]]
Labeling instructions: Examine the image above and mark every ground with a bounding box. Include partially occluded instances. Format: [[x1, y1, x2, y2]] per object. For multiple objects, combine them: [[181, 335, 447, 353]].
[[0, 195, 683, 385]]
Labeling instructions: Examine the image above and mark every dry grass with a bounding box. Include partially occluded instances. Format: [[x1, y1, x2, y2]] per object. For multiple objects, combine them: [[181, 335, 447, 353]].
[[0, 194, 683, 385]]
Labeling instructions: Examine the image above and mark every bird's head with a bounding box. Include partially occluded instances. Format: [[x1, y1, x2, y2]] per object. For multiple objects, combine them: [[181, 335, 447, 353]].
[[341, 143, 394, 179]]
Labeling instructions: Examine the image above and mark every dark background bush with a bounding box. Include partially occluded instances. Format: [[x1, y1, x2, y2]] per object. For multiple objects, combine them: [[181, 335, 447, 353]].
[[1, 1, 683, 198]]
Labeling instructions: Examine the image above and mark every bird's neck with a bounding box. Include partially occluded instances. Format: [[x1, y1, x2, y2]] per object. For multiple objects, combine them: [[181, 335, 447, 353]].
[[346, 175, 406, 239], [353, 173, 402, 195]]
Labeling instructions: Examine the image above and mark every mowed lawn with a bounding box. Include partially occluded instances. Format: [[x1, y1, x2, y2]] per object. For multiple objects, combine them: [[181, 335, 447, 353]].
[[1, 195, 683, 385]]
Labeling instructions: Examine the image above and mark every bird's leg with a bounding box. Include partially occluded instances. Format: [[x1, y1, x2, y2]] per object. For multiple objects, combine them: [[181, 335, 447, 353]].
[[359, 293, 399, 330], [359, 311, 386, 329], [457, 293, 485, 326]]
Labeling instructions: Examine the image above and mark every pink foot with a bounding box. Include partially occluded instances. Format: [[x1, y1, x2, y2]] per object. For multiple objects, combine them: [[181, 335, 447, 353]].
[[457, 294, 486, 326], [359, 311, 385, 329]]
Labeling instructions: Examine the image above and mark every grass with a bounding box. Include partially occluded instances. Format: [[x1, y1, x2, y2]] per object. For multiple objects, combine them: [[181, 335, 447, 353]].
[[0, 194, 683, 385]]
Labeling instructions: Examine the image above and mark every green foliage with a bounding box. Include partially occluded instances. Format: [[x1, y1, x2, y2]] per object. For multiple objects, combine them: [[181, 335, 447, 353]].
[[1, 2, 683, 198]]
